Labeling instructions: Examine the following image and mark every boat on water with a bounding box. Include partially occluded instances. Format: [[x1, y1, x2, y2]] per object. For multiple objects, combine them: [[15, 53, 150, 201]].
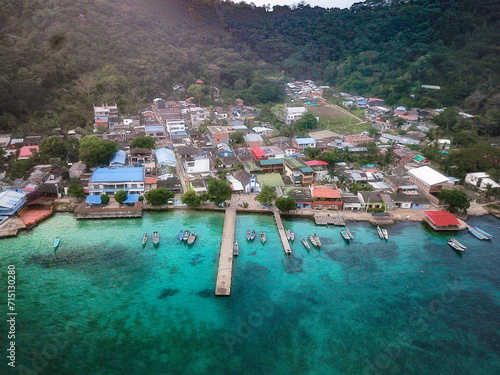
[[290, 230, 295, 241], [308, 234, 318, 247], [250, 230, 256, 241], [313, 233, 321, 247], [246, 229, 251, 241], [233, 241, 239, 256], [467, 225, 490, 240], [377, 226, 384, 239], [53, 237, 60, 250], [182, 230, 190, 241], [260, 232, 266, 243], [448, 238, 466, 252], [340, 228, 351, 241], [187, 232, 197, 245], [382, 228, 389, 240], [285, 229, 291, 240], [152, 231, 160, 246], [301, 237, 311, 249], [474, 226, 493, 238], [346, 228, 354, 239], [141, 233, 148, 246], [178, 230, 184, 241]]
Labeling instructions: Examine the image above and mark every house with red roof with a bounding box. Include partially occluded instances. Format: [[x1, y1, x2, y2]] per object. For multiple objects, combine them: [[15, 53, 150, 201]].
[[18, 145, 39, 160], [311, 185, 342, 210], [423, 211, 462, 231]]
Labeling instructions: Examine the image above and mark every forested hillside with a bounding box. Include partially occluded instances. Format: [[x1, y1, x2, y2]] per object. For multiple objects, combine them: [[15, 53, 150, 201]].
[[0, 0, 498, 136]]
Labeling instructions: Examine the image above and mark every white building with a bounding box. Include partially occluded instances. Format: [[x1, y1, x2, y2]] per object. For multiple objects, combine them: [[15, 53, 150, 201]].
[[286, 107, 307, 124], [407, 166, 454, 195], [165, 119, 186, 135], [252, 126, 273, 136], [465, 172, 500, 191], [184, 156, 210, 174]]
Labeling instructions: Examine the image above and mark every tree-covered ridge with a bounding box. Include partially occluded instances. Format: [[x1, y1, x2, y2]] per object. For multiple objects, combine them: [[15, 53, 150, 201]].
[[215, 0, 499, 111]]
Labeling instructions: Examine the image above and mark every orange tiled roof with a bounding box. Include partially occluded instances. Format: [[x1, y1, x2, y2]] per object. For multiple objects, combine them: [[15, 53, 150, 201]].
[[312, 185, 341, 199]]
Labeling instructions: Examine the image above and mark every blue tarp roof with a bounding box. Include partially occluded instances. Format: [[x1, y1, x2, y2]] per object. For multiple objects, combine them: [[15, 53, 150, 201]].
[[86, 195, 102, 204], [90, 167, 144, 182], [155, 148, 176, 166], [0, 190, 25, 209], [146, 125, 164, 132], [110, 150, 126, 166], [294, 138, 316, 145], [123, 194, 140, 204]]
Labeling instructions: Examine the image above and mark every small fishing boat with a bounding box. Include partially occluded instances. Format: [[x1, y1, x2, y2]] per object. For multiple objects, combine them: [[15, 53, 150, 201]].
[[152, 231, 160, 246], [250, 230, 256, 241], [467, 225, 489, 240], [233, 241, 239, 256], [382, 228, 389, 240], [178, 230, 184, 241], [308, 234, 318, 247], [313, 233, 321, 247], [447, 238, 466, 252], [474, 226, 493, 238], [141, 233, 148, 246], [301, 237, 311, 249], [377, 226, 384, 239], [182, 230, 190, 241], [290, 231, 295, 241], [260, 232, 266, 243], [285, 229, 291, 240], [246, 229, 251, 241], [346, 228, 354, 239], [53, 237, 60, 250], [187, 232, 197, 245], [340, 228, 351, 241]]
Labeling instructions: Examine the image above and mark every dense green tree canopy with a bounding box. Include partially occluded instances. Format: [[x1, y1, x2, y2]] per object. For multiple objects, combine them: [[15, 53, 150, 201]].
[[39, 136, 68, 160], [67, 183, 85, 199], [100, 194, 110, 205], [181, 190, 201, 206], [438, 189, 470, 214], [255, 185, 277, 206], [131, 137, 155, 149], [207, 179, 232, 205], [145, 188, 174, 206], [275, 196, 296, 212], [114, 190, 127, 204], [78, 136, 118, 167]]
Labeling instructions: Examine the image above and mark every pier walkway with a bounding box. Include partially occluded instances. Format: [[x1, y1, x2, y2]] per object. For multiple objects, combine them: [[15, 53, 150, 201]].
[[215, 199, 237, 296], [273, 208, 292, 255], [314, 213, 345, 226]]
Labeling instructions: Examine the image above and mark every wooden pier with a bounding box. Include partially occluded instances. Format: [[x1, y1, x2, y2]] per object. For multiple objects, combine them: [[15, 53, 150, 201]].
[[314, 213, 345, 226], [273, 209, 292, 255], [215, 205, 237, 296]]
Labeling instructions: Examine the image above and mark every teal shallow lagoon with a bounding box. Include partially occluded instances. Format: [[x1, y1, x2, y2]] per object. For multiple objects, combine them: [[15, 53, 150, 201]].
[[0, 212, 499, 374]]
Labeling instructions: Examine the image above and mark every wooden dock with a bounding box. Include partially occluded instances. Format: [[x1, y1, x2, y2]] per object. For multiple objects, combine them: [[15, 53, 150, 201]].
[[273, 209, 292, 255], [314, 213, 345, 226], [215, 205, 236, 296]]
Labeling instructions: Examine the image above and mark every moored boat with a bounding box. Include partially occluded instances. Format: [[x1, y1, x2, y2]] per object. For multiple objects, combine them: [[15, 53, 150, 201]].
[[285, 229, 291, 240], [178, 229, 184, 241], [377, 226, 384, 239], [346, 228, 354, 239], [308, 234, 318, 247], [290, 231, 295, 241], [182, 230, 190, 241], [447, 238, 465, 252], [246, 229, 251, 241], [260, 232, 266, 243], [250, 230, 256, 241], [187, 232, 197, 245], [152, 231, 160, 246], [313, 233, 321, 247], [233, 241, 239, 256], [142, 233, 148, 246], [474, 226, 493, 238], [53, 237, 60, 250], [340, 228, 351, 241], [382, 229, 389, 240], [467, 225, 489, 240], [301, 237, 311, 249]]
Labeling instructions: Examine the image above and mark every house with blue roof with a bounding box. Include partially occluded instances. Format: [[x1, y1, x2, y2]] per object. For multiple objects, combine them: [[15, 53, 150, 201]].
[[109, 150, 127, 167], [0, 190, 27, 216], [292, 138, 317, 152], [155, 148, 176, 166], [88, 167, 145, 196], [145, 125, 166, 142]]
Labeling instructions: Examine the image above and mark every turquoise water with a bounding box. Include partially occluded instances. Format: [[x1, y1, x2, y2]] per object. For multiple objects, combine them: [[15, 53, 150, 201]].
[[0, 211, 499, 374]]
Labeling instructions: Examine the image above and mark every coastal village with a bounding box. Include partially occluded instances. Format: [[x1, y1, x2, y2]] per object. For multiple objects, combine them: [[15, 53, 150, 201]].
[[0, 79, 497, 290]]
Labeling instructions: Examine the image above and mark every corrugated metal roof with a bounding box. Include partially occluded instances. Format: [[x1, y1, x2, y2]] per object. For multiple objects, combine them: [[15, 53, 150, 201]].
[[155, 148, 176, 166], [110, 150, 126, 166], [90, 167, 144, 182], [0, 190, 26, 209]]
